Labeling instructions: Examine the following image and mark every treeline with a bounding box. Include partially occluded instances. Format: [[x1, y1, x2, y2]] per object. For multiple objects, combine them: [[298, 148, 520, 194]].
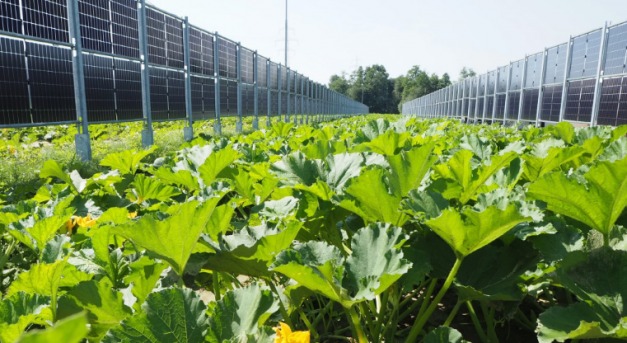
[[329, 65, 475, 113]]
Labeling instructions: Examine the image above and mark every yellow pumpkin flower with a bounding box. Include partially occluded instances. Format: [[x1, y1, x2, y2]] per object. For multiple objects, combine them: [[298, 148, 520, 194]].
[[274, 322, 310, 343], [75, 214, 97, 228], [65, 214, 97, 234], [128, 211, 138, 219]]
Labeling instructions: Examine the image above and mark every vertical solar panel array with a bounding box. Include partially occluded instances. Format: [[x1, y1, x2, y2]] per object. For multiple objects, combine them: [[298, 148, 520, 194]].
[[599, 22, 627, 126], [22, 0, 69, 42], [110, 0, 139, 58], [188, 27, 215, 119], [0, 38, 30, 125], [269, 62, 279, 116], [0, 0, 367, 128], [402, 21, 627, 127], [113, 58, 142, 121], [27, 43, 76, 123], [257, 55, 268, 116], [507, 60, 523, 119], [83, 54, 115, 121]]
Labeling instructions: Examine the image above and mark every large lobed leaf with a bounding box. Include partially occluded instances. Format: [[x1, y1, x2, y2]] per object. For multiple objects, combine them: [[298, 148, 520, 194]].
[[426, 205, 530, 258], [206, 284, 279, 343], [272, 223, 411, 307], [17, 312, 88, 343], [537, 248, 627, 342], [528, 156, 627, 238], [112, 199, 221, 275], [104, 288, 208, 343]]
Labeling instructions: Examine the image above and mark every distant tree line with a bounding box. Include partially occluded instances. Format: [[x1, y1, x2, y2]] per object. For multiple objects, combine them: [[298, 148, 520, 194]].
[[329, 65, 475, 113]]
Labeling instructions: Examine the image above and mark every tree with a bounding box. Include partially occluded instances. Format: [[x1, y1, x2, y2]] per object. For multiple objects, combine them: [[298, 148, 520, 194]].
[[394, 66, 450, 112], [459, 67, 476, 80], [329, 73, 350, 96]]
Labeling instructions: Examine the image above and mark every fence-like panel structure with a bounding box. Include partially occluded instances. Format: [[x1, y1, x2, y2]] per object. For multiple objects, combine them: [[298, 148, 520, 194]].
[[0, 0, 368, 159], [402, 21, 627, 128]]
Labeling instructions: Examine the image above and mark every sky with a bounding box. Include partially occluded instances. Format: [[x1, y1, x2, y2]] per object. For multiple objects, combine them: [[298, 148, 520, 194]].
[[148, 0, 626, 85]]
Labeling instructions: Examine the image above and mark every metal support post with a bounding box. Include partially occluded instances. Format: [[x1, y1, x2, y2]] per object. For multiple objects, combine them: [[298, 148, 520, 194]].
[[253, 51, 259, 130], [213, 33, 222, 135], [266, 59, 271, 127], [137, 0, 153, 147], [591, 22, 609, 127], [535, 48, 549, 126], [236, 43, 243, 133], [482, 74, 489, 122], [278, 64, 282, 122], [474, 76, 481, 123], [286, 68, 291, 122], [558, 36, 574, 122], [504, 63, 512, 123], [518, 56, 528, 121], [461, 79, 467, 120], [300, 75, 305, 124], [491, 69, 499, 122], [67, 0, 91, 160], [182, 17, 194, 141]]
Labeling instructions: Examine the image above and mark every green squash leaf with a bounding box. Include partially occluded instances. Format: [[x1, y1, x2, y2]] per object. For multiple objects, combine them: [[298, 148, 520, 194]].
[[344, 224, 411, 300], [271, 241, 348, 305], [100, 147, 156, 175], [17, 312, 88, 343], [342, 168, 408, 226], [202, 221, 302, 277], [272, 224, 410, 307], [523, 145, 586, 182], [198, 147, 241, 186], [206, 284, 279, 343], [104, 288, 208, 343], [39, 160, 79, 194], [386, 143, 436, 197], [61, 279, 132, 340], [0, 293, 53, 343], [528, 156, 627, 239], [537, 302, 626, 342], [7, 260, 67, 297], [124, 256, 168, 311], [271, 152, 323, 186], [126, 174, 181, 203], [426, 205, 530, 258], [112, 199, 221, 275]]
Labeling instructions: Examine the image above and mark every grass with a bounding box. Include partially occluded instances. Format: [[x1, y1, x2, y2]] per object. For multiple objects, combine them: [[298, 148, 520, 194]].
[[0, 114, 356, 203]]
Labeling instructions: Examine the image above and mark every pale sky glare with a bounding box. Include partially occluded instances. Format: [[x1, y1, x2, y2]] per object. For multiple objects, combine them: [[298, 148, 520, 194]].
[[148, 0, 625, 85]]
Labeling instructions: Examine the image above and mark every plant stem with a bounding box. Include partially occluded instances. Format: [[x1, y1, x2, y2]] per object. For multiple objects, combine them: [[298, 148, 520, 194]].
[[466, 301, 488, 343], [405, 256, 464, 343], [346, 306, 368, 343], [212, 271, 221, 301], [481, 301, 499, 343], [443, 300, 462, 327], [416, 278, 438, 319], [266, 279, 294, 329], [0, 238, 17, 291]]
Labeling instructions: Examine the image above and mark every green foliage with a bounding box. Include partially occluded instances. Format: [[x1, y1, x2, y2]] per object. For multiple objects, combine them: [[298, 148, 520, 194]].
[[2, 116, 626, 343], [105, 288, 208, 343], [206, 284, 278, 343], [528, 156, 627, 242]]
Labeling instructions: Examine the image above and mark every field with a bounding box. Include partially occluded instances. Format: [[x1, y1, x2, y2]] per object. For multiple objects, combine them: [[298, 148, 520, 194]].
[[1, 115, 626, 343]]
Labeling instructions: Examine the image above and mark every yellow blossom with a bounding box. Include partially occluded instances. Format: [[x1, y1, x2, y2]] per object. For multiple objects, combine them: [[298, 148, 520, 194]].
[[65, 214, 97, 234], [75, 214, 97, 228], [274, 322, 310, 343], [128, 211, 138, 219]]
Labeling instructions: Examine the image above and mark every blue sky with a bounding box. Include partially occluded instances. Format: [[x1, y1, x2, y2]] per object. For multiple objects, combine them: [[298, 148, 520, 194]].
[[148, 0, 625, 84]]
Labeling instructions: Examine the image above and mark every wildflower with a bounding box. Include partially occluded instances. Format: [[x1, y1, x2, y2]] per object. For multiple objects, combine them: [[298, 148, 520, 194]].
[[274, 322, 310, 343], [128, 211, 138, 219]]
